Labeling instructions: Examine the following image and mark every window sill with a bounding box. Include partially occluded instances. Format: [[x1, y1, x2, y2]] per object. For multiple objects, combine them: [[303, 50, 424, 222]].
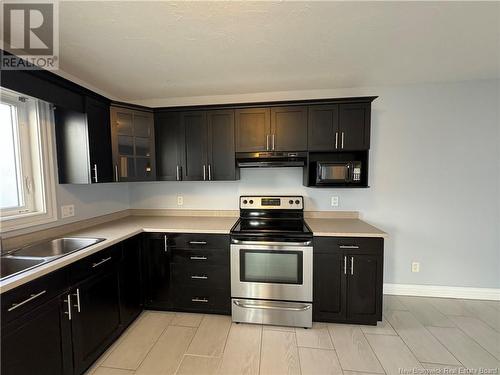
[[0, 210, 58, 233]]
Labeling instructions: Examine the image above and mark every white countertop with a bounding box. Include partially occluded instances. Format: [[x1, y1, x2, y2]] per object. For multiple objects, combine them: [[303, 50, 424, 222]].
[[1, 214, 386, 294]]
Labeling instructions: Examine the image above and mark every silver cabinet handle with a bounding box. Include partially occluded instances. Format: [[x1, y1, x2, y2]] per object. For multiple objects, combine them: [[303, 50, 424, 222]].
[[351, 256, 354, 275], [7, 290, 47, 312], [208, 164, 212, 181], [192, 298, 208, 303], [272, 134, 275, 150], [64, 294, 72, 320], [341, 132, 345, 149], [190, 256, 207, 260], [114, 164, 119, 181], [191, 275, 208, 280], [203, 164, 206, 181], [335, 132, 339, 149], [164, 234, 168, 253], [189, 241, 207, 245], [92, 164, 98, 183], [92, 256, 112, 268], [73, 288, 81, 312], [344, 256, 347, 275], [176, 165, 180, 181], [339, 245, 359, 249], [266, 134, 270, 150]]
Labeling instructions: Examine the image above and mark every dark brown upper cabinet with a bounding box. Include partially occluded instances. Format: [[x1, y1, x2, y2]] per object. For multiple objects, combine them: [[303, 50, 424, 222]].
[[308, 103, 371, 151], [207, 110, 238, 180], [235, 108, 271, 152], [155, 112, 185, 181], [270, 106, 308, 151], [55, 96, 114, 184], [183, 111, 208, 181], [110, 106, 155, 182]]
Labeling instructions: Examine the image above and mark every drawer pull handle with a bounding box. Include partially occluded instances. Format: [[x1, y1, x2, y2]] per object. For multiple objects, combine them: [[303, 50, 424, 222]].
[[8, 290, 47, 312], [191, 275, 208, 280], [189, 241, 207, 245], [92, 257, 112, 268], [190, 256, 207, 260], [339, 245, 359, 249], [192, 297, 208, 303]]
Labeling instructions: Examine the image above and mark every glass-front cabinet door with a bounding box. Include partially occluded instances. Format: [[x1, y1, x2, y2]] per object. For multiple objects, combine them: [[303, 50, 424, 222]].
[[111, 106, 155, 181]]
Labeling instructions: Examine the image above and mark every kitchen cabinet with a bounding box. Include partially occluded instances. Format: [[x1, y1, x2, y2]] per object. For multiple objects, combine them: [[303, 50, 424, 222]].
[[143, 233, 172, 309], [1, 294, 73, 375], [313, 237, 383, 325], [155, 112, 185, 181], [207, 110, 238, 180], [183, 111, 208, 181], [270, 106, 308, 151], [235, 107, 270, 152], [55, 96, 114, 184], [111, 106, 155, 181], [308, 103, 371, 151], [235, 106, 308, 152], [119, 237, 143, 328]]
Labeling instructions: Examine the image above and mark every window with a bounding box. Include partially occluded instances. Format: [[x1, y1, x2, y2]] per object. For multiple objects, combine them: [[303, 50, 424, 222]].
[[0, 88, 57, 232]]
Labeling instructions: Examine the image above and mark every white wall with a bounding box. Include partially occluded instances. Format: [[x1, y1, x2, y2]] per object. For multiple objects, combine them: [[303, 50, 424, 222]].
[[129, 79, 500, 289]]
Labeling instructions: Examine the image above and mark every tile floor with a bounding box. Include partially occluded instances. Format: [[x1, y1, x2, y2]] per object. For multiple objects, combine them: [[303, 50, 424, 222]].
[[86, 295, 500, 375]]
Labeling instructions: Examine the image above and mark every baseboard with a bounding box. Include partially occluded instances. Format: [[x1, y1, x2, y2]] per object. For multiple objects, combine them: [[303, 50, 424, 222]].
[[383, 283, 500, 301]]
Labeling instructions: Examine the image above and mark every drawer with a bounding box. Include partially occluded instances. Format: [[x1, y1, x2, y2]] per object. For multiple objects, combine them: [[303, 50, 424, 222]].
[[314, 237, 383, 255], [171, 248, 229, 266], [173, 286, 230, 314], [1, 268, 69, 326], [70, 245, 122, 284], [171, 264, 229, 289], [167, 234, 229, 250]]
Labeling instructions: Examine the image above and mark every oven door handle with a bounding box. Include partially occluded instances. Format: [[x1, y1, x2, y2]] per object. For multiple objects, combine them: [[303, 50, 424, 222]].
[[231, 240, 312, 246], [233, 300, 312, 312]]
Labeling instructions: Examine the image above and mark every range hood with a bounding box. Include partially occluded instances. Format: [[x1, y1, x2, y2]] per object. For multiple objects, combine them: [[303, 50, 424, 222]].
[[236, 152, 307, 168]]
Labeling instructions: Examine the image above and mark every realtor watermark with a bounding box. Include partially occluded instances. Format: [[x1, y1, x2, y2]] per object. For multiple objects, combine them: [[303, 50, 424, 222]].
[[399, 368, 499, 375], [1, 0, 59, 70]]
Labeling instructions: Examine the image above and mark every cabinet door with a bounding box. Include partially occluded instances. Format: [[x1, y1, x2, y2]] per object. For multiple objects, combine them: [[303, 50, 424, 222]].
[[183, 111, 208, 181], [142, 234, 171, 309], [86, 96, 113, 183], [313, 252, 346, 321], [207, 110, 237, 180], [155, 112, 185, 181], [119, 237, 143, 328], [346, 254, 382, 323], [235, 108, 270, 152], [307, 104, 339, 151], [270, 106, 308, 151], [133, 111, 156, 181], [111, 108, 135, 181], [1, 295, 73, 375], [339, 103, 370, 151], [71, 270, 121, 374]]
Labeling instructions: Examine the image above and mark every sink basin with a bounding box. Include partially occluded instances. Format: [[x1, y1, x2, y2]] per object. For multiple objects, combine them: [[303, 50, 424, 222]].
[[10, 237, 105, 259], [1, 257, 47, 280]]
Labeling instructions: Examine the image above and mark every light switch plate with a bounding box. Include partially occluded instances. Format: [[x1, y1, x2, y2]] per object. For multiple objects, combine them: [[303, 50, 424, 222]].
[[61, 204, 75, 218], [331, 196, 339, 207], [177, 195, 183, 206], [411, 262, 420, 273]]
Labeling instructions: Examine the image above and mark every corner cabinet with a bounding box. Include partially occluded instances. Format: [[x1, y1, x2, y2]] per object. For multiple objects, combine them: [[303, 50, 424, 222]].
[[313, 237, 383, 325], [110, 106, 156, 182]]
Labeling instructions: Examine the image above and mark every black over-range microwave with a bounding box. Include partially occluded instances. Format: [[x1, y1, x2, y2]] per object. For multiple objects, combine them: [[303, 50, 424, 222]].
[[315, 161, 362, 185]]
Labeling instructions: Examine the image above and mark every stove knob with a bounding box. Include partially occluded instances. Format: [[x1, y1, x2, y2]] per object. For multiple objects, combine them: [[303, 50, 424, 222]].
[[289, 200, 294, 205], [243, 200, 248, 204], [295, 200, 300, 205], [249, 200, 254, 204]]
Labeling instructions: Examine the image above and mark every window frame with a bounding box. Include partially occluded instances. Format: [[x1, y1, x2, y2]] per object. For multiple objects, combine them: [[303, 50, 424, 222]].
[[0, 88, 58, 232]]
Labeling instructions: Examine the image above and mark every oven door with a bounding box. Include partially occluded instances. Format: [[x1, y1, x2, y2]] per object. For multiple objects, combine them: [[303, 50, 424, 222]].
[[230, 241, 312, 302]]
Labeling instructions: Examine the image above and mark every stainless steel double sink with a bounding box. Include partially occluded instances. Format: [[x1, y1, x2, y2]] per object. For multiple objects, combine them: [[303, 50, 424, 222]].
[[1, 237, 105, 280]]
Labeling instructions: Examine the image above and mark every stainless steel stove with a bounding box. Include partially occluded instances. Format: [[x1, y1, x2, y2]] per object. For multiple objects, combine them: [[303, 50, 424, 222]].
[[230, 196, 313, 328]]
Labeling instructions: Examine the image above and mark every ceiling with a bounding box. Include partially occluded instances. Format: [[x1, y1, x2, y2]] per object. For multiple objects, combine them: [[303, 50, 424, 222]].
[[58, 1, 500, 102]]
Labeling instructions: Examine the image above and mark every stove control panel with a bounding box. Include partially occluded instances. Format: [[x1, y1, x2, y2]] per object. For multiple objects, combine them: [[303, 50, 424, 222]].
[[240, 196, 303, 210]]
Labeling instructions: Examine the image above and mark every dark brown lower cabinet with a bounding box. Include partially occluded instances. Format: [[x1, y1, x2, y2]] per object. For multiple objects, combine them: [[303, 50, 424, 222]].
[[313, 237, 383, 325], [1, 294, 73, 375]]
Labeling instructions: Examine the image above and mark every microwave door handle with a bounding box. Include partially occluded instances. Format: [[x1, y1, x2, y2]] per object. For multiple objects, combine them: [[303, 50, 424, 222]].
[[346, 164, 351, 182]]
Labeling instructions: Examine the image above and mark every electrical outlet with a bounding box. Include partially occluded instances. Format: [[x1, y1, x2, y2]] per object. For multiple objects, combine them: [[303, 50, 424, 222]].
[[411, 262, 420, 273], [61, 204, 75, 218], [177, 195, 183, 206], [331, 196, 339, 207]]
